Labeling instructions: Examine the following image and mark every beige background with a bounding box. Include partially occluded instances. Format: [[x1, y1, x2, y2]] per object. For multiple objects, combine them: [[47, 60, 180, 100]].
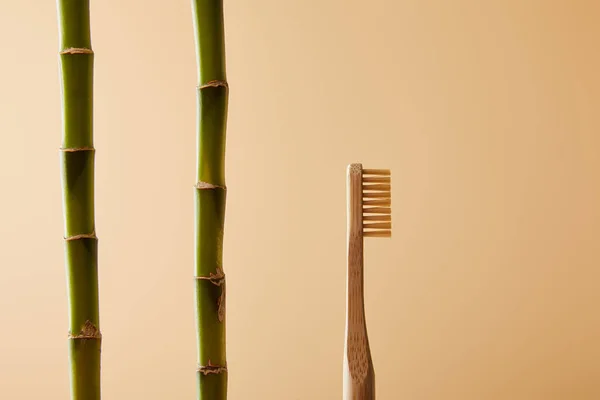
[[1, 1, 599, 399]]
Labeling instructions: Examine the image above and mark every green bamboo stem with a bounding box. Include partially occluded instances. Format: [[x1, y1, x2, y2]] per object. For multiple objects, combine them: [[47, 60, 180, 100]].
[[57, 1, 101, 399], [192, 0, 229, 399]]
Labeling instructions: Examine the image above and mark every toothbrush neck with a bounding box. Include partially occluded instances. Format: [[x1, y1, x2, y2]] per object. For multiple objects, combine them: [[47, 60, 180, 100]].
[[346, 232, 366, 331]]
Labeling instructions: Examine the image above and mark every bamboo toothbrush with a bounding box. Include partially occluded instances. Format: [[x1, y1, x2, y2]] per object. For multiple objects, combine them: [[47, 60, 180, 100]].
[[344, 163, 392, 400]]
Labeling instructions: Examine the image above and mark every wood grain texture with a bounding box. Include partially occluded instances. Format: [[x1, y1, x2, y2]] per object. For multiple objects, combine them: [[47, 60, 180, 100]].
[[343, 163, 376, 400]]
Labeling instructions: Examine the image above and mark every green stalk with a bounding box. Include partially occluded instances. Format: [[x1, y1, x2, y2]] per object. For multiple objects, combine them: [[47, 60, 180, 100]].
[[191, 1, 229, 399], [57, 1, 101, 399]]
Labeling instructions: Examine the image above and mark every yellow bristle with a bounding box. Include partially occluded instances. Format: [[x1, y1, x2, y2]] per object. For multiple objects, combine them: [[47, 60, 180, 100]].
[[361, 167, 391, 238], [363, 184, 391, 191], [363, 192, 391, 199], [363, 176, 391, 183], [363, 207, 391, 214], [363, 199, 391, 206], [364, 230, 392, 237], [363, 169, 391, 175], [363, 215, 391, 221], [364, 222, 392, 230]]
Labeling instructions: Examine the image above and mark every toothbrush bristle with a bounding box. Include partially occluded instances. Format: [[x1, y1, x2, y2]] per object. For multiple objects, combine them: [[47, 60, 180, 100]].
[[362, 168, 391, 238]]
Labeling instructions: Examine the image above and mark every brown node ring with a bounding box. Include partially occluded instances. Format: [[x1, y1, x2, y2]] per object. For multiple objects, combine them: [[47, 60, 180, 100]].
[[64, 232, 97, 241], [198, 80, 229, 90], [60, 147, 95, 152], [195, 181, 226, 190], [68, 320, 102, 340], [197, 360, 227, 376], [195, 267, 225, 286], [60, 48, 94, 55]]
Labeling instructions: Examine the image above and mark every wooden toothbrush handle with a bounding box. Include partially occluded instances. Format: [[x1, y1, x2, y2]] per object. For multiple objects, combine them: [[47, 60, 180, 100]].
[[344, 164, 375, 399]]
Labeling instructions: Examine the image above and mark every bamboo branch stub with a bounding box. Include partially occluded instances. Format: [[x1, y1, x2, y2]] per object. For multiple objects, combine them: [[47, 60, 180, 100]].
[[217, 284, 226, 322], [195, 267, 226, 286], [68, 320, 102, 340]]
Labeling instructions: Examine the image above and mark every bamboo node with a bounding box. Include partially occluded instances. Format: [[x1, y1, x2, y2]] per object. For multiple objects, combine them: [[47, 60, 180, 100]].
[[197, 360, 227, 375], [195, 268, 226, 322], [60, 47, 94, 55], [68, 320, 102, 340], [60, 147, 95, 152], [198, 80, 229, 90], [65, 232, 97, 241], [195, 267, 225, 286], [195, 181, 226, 190]]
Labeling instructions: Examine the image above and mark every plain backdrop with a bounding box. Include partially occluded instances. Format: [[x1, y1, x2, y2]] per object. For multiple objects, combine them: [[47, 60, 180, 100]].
[[1, 1, 599, 399]]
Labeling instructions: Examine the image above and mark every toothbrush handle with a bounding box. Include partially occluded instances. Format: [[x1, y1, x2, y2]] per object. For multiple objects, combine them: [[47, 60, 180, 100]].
[[344, 164, 375, 399]]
